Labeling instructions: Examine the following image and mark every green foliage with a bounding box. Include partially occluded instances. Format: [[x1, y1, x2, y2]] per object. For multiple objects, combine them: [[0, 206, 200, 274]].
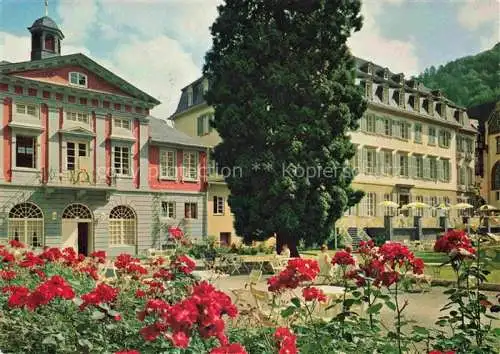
[[418, 43, 500, 107], [203, 0, 366, 249]]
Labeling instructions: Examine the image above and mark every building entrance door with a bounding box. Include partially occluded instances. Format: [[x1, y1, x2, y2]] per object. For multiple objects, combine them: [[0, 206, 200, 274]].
[[399, 194, 410, 216], [78, 223, 89, 256]]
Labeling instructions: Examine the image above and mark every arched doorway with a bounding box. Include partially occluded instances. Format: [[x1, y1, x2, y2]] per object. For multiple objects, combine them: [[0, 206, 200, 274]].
[[61, 203, 93, 255], [8, 202, 44, 247]]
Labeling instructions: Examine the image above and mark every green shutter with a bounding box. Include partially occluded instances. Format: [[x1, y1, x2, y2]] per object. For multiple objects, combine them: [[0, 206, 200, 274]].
[[197, 116, 203, 136]]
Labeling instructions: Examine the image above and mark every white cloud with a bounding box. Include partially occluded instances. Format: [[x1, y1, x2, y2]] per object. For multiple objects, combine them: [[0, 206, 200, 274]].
[[57, 0, 98, 45], [109, 36, 200, 118], [348, 0, 420, 75], [456, 0, 500, 30]]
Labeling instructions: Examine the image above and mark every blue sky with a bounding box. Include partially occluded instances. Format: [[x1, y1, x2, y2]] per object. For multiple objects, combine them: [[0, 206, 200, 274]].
[[0, 0, 498, 117]]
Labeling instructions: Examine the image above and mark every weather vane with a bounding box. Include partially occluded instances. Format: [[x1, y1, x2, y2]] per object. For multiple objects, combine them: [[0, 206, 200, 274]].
[[45, 0, 48, 16]]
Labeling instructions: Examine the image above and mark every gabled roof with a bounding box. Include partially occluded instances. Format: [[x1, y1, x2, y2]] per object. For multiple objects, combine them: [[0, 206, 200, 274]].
[[149, 116, 206, 148], [0, 53, 160, 106]]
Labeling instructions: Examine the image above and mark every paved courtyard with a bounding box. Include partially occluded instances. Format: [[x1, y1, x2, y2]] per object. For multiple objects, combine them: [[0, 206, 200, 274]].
[[207, 274, 500, 330]]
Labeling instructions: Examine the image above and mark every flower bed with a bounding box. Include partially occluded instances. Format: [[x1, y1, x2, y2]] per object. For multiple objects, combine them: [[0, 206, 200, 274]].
[[0, 229, 498, 353]]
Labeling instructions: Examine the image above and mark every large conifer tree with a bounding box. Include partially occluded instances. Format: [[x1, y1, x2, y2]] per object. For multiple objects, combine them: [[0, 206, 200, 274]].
[[204, 0, 366, 256]]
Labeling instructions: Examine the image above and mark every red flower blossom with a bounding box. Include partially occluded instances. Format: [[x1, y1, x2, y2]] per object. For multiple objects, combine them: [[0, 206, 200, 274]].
[[171, 255, 196, 274], [268, 258, 320, 292], [4, 285, 30, 308], [153, 268, 173, 281], [274, 327, 297, 354], [168, 226, 184, 240], [434, 230, 475, 258], [302, 286, 327, 302], [18, 252, 45, 268], [8, 239, 25, 248], [80, 283, 119, 310], [115, 253, 140, 269], [39, 247, 63, 262], [135, 289, 146, 298], [90, 250, 107, 263], [374, 271, 400, 288], [79, 265, 100, 280], [31, 268, 47, 280], [0, 249, 15, 263], [210, 343, 248, 354], [0, 270, 16, 281], [331, 250, 355, 266], [139, 281, 237, 349]]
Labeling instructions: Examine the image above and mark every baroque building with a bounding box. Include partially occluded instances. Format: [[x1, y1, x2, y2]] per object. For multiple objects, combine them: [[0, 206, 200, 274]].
[[172, 58, 477, 243], [0, 15, 208, 255], [468, 99, 500, 208]]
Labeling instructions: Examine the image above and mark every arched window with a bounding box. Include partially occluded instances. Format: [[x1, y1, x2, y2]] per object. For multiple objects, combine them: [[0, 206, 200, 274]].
[[44, 34, 55, 51], [62, 204, 92, 219], [109, 205, 136, 246], [492, 162, 500, 190], [8, 202, 44, 247]]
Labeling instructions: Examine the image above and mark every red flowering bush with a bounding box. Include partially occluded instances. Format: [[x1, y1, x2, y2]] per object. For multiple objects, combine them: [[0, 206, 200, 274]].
[[268, 258, 320, 292], [138, 281, 238, 349], [170, 254, 196, 275], [168, 226, 184, 240], [331, 249, 355, 266], [80, 283, 119, 310], [274, 327, 298, 354], [434, 229, 475, 259], [302, 286, 327, 302]]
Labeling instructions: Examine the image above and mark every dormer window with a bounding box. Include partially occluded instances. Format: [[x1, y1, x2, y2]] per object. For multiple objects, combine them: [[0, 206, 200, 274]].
[[365, 80, 373, 100], [455, 110, 465, 125], [383, 68, 389, 80], [69, 72, 87, 88], [383, 85, 389, 104], [367, 63, 373, 75], [423, 98, 434, 115], [394, 89, 405, 108], [409, 94, 420, 112], [187, 87, 193, 106], [436, 102, 446, 118]]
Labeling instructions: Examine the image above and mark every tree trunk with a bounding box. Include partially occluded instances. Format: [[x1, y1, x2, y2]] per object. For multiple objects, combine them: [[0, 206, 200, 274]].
[[276, 232, 300, 258]]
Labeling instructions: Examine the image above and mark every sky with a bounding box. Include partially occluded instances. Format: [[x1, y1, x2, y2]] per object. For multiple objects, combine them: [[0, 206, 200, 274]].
[[0, 0, 498, 118]]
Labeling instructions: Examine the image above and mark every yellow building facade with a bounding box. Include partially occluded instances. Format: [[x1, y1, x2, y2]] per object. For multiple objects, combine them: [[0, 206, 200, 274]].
[[171, 60, 477, 243], [470, 100, 500, 208]]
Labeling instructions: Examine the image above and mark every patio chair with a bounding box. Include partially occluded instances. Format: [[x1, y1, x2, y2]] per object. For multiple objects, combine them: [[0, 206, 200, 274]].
[[268, 255, 289, 274], [98, 260, 117, 282], [225, 255, 243, 275], [249, 287, 289, 326], [230, 269, 263, 306]]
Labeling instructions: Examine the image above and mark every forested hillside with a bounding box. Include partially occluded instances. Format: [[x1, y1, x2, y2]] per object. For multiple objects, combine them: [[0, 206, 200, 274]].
[[417, 43, 499, 107]]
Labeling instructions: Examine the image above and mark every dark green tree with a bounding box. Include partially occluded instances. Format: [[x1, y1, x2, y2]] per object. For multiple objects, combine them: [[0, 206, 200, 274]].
[[204, 0, 365, 256]]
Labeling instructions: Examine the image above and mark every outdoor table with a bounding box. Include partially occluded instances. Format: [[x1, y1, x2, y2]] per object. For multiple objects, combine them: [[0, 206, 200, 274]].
[[239, 255, 275, 272]]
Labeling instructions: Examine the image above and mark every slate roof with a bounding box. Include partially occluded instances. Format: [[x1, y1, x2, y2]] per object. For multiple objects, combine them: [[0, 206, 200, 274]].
[[149, 116, 206, 148], [30, 16, 60, 30], [173, 77, 207, 115]]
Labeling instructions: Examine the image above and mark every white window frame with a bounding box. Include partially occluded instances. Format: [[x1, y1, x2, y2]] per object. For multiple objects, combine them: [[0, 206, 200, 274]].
[[15, 102, 38, 119], [415, 155, 424, 178], [66, 140, 89, 171], [66, 110, 89, 124], [113, 145, 131, 176], [414, 123, 422, 143], [428, 127, 436, 145], [69, 72, 88, 88], [399, 153, 409, 177], [366, 114, 376, 133], [15, 134, 37, 169], [184, 202, 198, 219], [366, 192, 376, 217], [161, 201, 176, 219], [183, 151, 198, 181], [365, 147, 377, 174], [8, 202, 44, 248], [442, 159, 450, 182], [384, 118, 392, 136], [160, 149, 177, 180], [109, 206, 136, 246], [114, 118, 131, 130], [213, 196, 225, 215], [383, 150, 393, 176]]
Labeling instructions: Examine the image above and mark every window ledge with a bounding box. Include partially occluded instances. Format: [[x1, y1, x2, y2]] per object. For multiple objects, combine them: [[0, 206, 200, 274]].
[[115, 175, 132, 179], [159, 176, 177, 181], [182, 178, 199, 183], [108, 245, 135, 248], [12, 167, 39, 173], [213, 213, 225, 216]]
